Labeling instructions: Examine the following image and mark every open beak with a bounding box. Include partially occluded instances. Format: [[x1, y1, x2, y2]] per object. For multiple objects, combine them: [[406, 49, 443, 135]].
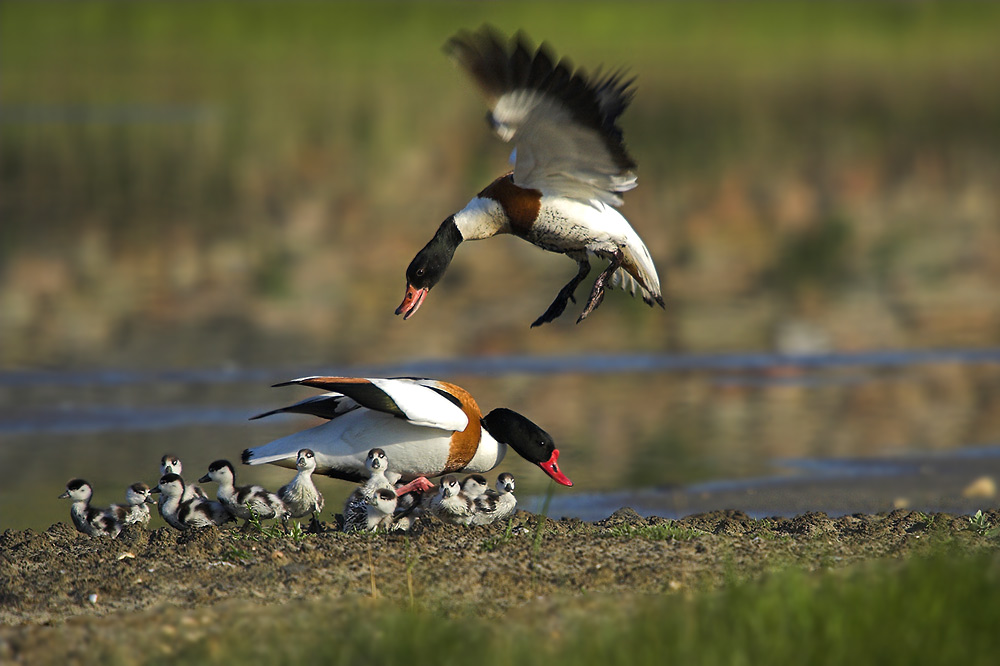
[[395, 284, 428, 320], [538, 449, 573, 487]]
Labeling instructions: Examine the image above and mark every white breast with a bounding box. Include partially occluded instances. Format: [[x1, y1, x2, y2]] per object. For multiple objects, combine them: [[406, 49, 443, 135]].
[[533, 198, 629, 250], [463, 431, 506, 474]]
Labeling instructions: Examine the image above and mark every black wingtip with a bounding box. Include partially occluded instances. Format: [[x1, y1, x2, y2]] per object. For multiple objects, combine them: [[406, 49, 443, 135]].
[[240, 449, 253, 465], [249, 408, 282, 421], [445, 24, 637, 175]]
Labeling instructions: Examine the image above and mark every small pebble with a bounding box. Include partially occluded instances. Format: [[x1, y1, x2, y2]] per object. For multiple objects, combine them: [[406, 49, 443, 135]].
[[88, 594, 98, 605]]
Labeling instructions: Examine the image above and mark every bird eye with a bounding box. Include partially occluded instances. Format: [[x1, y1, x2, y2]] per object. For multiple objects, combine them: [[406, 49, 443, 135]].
[[416, 268, 425, 277]]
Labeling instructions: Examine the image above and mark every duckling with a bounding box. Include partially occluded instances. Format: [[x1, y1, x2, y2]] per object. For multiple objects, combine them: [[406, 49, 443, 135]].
[[426, 474, 476, 526], [109, 482, 155, 528], [278, 448, 325, 531], [387, 476, 430, 533], [159, 454, 208, 501], [342, 448, 395, 527], [389, 511, 415, 533], [394, 481, 422, 514], [365, 488, 399, 532], [198, 460, 287, 523], [152, 474, 234, 530], [150, 474, 187, 531], [58, 479, 122, 537], [460, 474, 490, 499], [471, 473, 517, 526], [181, 497, 234, 528], [393, 480, 423, 518]]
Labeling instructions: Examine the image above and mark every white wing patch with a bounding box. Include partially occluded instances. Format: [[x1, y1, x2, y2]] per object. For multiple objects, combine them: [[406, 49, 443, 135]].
[[370, 378, 469, 432], [492, 90, 636, 205]]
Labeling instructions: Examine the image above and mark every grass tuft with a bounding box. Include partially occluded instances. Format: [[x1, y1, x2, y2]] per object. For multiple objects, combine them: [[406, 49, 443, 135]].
[[154, 547, 1000, 666], [605, 521, 705, 541], [481, 517, 517, 552]]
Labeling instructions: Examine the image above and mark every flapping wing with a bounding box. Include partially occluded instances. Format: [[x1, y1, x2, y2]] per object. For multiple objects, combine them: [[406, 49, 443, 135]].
[[268, 376, 469, 432], [446, 25, 637, 205]]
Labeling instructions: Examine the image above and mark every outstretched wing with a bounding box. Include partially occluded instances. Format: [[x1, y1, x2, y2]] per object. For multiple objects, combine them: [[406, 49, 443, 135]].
[[250, 392, 361, 421], [264, 376, 469, 432], [446, 25, 637, 205]]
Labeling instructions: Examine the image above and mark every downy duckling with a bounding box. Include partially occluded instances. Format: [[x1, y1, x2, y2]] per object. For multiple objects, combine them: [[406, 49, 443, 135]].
[[152, 474, 233, 530], [157, 454, 207, 526], [365, 488, 398, 532], [392, 479, 425, 530], [460, 474, 490, 499], [198, 460, 287, 523], [159, 454, 208, 501], [394, 481, 422, 514], [471, 472, 517, 526], [426, 474, 476, 526], [109, 482, 155, 528], [151, 474, 188, 531], [278, 448, 325, 530], [342, 448, 395, 526], [58, 479, 122, 537]]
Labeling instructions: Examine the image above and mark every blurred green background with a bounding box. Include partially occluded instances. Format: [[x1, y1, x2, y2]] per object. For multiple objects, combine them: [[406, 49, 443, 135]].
[[3, 2, 1000, 529], [4, 1, 1000, 367]]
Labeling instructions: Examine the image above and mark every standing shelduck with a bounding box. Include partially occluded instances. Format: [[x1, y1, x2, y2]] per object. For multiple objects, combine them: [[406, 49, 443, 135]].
[[242, 376, 572, 488], [396, 25, 664, 327]]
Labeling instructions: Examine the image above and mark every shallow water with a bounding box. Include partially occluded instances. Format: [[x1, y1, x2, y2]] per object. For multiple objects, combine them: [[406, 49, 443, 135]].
[[3, 348, 999, 530], [535, 444, 1000, 522]]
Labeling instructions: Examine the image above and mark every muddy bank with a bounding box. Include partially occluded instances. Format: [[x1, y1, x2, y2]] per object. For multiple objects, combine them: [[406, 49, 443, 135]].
[[1, 508, 994, 662]]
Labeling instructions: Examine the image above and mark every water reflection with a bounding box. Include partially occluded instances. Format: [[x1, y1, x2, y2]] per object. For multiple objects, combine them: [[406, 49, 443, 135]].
[[2, 349, 999, 529], [5, 347, 1000, 388]]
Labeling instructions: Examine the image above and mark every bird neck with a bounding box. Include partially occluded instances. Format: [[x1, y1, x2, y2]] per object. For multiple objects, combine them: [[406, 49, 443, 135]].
[[453, 196, 507, 241]]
